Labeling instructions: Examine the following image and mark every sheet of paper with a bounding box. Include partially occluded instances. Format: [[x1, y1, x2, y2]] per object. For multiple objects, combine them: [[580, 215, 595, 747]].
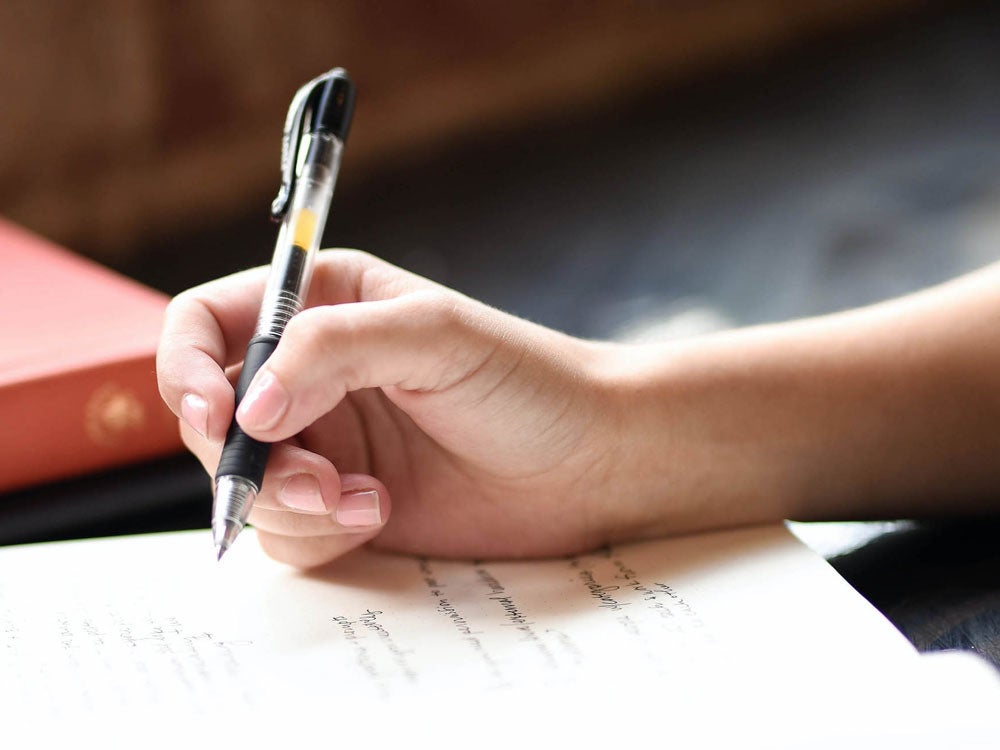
[[1, 524, 997, 745]]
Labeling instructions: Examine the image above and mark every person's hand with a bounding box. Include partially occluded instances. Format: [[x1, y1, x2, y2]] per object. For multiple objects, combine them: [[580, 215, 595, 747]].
[[159, 253, 1000, 569], [157, 250, 636, 567]]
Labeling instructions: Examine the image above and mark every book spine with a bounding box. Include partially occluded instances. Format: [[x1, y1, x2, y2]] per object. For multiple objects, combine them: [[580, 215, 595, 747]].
[[0, 353, 183, 493]]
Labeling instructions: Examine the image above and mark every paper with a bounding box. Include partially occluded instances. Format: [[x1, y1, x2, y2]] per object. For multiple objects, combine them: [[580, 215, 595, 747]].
[[2, 524, 998, 746]]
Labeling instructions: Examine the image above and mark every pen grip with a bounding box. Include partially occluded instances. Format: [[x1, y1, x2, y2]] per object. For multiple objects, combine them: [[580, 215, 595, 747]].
[[215, 337, 279, 489]]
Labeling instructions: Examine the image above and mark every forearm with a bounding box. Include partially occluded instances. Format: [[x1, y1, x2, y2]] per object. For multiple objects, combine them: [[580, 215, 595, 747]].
[[597, 264, 1000, 539]]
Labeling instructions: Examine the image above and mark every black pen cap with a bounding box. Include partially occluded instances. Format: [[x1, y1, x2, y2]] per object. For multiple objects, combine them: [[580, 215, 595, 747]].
[[309, 69, 355, 143]]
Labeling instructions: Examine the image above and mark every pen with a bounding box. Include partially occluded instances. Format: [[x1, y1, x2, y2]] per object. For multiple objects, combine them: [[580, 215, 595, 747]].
[[212, 68, 355, 560]]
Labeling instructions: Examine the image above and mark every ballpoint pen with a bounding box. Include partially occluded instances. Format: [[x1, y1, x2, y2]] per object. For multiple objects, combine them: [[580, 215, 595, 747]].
[[212, 68, 355, 560]]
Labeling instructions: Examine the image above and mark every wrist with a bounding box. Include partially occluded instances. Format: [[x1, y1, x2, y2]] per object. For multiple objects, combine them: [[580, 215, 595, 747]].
[[586, 333, 801, 544]]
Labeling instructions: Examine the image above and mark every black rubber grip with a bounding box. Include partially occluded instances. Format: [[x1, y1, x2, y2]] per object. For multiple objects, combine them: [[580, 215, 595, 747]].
[[215, 337, 279, 488]]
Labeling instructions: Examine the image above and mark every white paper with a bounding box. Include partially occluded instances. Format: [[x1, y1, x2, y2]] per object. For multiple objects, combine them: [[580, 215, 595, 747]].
[[1, 524, 997, 746]]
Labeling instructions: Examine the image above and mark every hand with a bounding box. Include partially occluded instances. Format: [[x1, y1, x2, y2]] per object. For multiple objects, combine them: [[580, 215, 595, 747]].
[[159, 254, 1000, 567], [157, 250, 628, 567]]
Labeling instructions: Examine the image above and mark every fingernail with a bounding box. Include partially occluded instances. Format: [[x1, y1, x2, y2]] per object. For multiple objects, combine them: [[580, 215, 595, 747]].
[[238, 370, 289, 431], [280, 474, 327, 513], [181, 393, 209, 440], [336, 490, 382, 527]]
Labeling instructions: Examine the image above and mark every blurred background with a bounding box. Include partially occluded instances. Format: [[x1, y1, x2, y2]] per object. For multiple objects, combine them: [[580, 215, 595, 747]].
[[4, 0, 1000, 663], [6, 0, 1000, 339]]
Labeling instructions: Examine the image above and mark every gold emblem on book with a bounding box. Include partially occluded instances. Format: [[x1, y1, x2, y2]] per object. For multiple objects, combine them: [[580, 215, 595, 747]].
[[85, 383, 146, 445]]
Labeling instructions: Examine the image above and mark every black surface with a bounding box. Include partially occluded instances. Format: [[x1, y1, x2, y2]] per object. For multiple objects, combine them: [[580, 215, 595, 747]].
[[0, 453, 210, 546], [830, 519, 1000, 669]]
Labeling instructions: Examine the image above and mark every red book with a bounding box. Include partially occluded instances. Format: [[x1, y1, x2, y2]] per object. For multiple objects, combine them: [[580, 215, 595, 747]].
[[0, 219, 183, 492]]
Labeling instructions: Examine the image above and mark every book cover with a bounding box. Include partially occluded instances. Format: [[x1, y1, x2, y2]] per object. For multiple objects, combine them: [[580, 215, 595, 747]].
[[0, 218, 183, 492]]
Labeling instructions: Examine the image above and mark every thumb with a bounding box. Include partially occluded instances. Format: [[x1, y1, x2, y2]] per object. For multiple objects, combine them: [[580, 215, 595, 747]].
[[234, 290, 501, 442]]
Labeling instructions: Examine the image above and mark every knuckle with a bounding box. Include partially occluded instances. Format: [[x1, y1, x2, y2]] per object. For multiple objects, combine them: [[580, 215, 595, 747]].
[[410, 290, 462, 330], [321, 248, 379, 282], [163, 288, 198, 322], [332, 248, 375, 265], [285, 307, 334, 355]]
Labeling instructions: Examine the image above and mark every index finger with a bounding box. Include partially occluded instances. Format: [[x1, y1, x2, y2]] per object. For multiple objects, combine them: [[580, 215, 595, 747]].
[[156, 249, 432, 441]]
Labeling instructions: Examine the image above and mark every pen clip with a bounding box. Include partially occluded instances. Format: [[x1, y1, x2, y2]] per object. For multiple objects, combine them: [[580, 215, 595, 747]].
[[270, 68, 345, 222]]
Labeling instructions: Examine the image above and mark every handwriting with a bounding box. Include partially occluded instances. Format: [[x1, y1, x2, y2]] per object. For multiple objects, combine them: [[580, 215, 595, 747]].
[[577, 569, 630, 611], [331, 609, 417, 695]]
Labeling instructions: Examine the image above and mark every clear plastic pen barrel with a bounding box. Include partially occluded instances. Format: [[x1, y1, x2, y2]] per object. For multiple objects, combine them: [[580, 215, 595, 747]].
[[256, 132, 341, 339]]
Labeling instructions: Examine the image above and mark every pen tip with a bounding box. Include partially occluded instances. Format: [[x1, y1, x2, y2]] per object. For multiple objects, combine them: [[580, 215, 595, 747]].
[[216, 543, 229, 562]]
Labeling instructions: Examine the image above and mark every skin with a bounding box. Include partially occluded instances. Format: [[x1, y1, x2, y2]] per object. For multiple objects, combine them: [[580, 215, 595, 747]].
[[156, 250, 1000, 569]]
